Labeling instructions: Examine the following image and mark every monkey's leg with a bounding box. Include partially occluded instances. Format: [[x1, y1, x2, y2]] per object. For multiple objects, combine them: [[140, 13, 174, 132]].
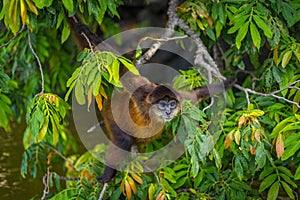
[[97, 129, 134, 183]]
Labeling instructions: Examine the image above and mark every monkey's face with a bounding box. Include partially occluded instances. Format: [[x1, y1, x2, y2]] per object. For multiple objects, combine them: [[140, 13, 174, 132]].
[[150, 97, 180, 122]]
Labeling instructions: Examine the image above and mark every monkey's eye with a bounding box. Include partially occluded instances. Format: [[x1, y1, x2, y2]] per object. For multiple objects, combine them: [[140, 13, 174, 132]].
[[158, 101, 167, 110], [169, 100, 177, 108]]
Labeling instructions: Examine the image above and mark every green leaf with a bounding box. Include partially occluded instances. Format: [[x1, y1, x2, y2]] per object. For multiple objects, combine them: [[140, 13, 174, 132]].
[[61, 22, 70, 44], [118, 57, 139, 75], [250, 22, 261, 50], [234, 156, 244, 180], [75, 82, 86, 105], [279, 173, 297, 188], [277, 166, 293, 178], [206, 27, 216, 41], [62, 0, 73, 12], [281, 181, 295, 199], [259, 167, 275, 180], [92, 75, 102, 96], [267, 181, 279, 200], [253, 15, 272, 38], [215, 20, 223, 39], [235, 22, 249, 49], [161, 179, 177, 197], [218, 3, 226, 25], [194, 171, 203, 187], [56, 9, 65, 29], [259, 174, 277, 192], [228, 15, 249, 34], [111, 59, 120, 83], [281, 140, 300, 161], [173, 177, 187, 189], [281, 50, 292, 68], [295, 165, 300, 180], [294, 51, 300, 64], [38, 116, 48, 142], [282, 2, 299, 27]]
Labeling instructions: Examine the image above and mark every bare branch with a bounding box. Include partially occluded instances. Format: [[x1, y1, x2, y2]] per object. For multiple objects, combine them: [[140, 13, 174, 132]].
[[0, 25, 25, 49], [27, 27, 44, 95], [98, 183, 108, 200], [135, 0, 179, 67], [41, 167, 51, 200], [203, 97, 214, 112], [81, 32, 94, 51], [233, 80, 300, 109]]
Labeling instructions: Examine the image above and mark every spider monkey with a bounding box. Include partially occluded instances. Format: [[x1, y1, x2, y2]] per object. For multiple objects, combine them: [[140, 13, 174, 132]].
[[66, 15, 236, 183]]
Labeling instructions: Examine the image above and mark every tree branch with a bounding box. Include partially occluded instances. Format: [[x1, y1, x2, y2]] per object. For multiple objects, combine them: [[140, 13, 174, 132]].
[[135, 0, 179, 67], [27, 27, 44, 95], [233, 80, 300, 108], [98, 183, 108, 200], [0, 25, 25, 49], [135, 0, 300, 110]]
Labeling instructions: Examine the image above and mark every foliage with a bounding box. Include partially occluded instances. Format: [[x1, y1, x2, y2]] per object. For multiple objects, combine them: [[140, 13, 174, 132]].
[[65, 49, 139, 110], [0, 0, 300, 200]]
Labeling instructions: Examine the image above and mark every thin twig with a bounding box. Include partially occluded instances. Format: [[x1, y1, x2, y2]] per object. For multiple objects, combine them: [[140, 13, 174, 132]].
[[98, 183, 108, 200], [41, 167, 50, 200], [87, 121, 104, 133], [81, 32, 94, 51], [45, 143, 75, 168], [137, 35, 188, 47], [203, 97, 214, 112], [27, 27, 44, 95], [0, 25, 25, 49], [233, 81, 300, 109]]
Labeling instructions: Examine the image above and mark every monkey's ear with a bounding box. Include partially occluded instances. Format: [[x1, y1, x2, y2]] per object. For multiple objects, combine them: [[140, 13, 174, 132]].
[[146, 85, 179, 103]]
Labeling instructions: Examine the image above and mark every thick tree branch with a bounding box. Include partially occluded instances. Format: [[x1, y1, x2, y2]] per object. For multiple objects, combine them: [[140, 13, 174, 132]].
[[135, 0, 300, 110], [135, 0, 179, 67]]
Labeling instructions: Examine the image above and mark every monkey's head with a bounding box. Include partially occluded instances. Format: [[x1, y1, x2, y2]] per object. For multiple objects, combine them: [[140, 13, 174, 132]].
[[147, 85, 181, 122]]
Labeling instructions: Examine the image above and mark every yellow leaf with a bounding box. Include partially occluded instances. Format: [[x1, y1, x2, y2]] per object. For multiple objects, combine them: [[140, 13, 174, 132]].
[[99, 85, 108, 99], [276, 133, 284, 159], [25, 0, 38, 15], [13, 0, 18, 23], [87, 88, 92, 111], [95, 93, 103, 111], [38, 117, 48, 142], [234, 129, 241, 145], [131, 173, 143, 184], [8, 0, 16, 19], [238, 116, 246, 128], [224, 129, 234, 149], [282, 50, 292, 68], [127, 176, 137, 194], [273, 45, 279, 65], [250, 145, 256, 155], [120, 178, 125, 194], [253, 129, 261, 142], [125, 180, 132, 200], [249, 109, 264, 117], [148, 183, 155, 200], [20, 0, 27, 25], [156, 191, 165, 200]]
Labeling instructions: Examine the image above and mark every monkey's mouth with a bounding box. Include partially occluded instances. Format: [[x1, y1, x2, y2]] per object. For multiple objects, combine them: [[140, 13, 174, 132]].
[[164, 117, 173, 122]]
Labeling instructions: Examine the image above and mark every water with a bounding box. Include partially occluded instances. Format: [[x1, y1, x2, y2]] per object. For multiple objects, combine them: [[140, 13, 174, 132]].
[[0, 121, 43, 200]]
